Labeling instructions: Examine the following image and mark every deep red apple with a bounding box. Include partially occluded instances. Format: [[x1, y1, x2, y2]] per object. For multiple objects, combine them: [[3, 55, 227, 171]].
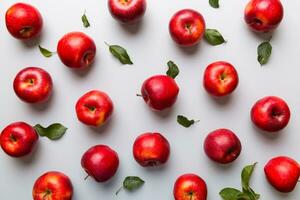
[[75, 90, 114, 127], [169, 9, 206, 47], [140, 75, 179, 111], [5, 3, 43, 40], [32, 171, 73, 200], [133, 132, 170, 167], [81, 145, 119, 182], [57, 32, 96, 69], [203, 61, 239, 97], [251, 96, 290, 132], [0, 122, 38, 157], [173, 174, 207, 200], [204, 129, 242, 164], [108, 0, 147, 24], [264, 156, 300, 193], [13, 67, 53, 104], [244, 0, 284, 32]]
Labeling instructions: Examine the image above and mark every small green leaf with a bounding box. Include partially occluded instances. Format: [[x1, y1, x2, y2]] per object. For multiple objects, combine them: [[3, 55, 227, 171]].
[[166, 61, 179, 79], [219, 188, 243, 200], [82, 11, 90, 28], [116, 176, 145, 195], [177, 115, 199, 128], [204, 29, 226, 46], [105, 42, 133, 65], [34, 123, 67, 140], [257, 41, 272, 65], [209, 0, 219, 8], [38, 45, 54, 58]]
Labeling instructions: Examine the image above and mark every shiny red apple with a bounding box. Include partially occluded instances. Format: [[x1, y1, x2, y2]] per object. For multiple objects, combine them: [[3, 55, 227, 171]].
[[108, 0, 147, 24], [203, 61, 239, 97], [204, 129, 242, 164], [0, 122, 38, 157], [133, 132, 170, 167], [75, 90, 114, 127], [264, 156, 300, 193], [5, 3, 43, 40], [244, 0, 284, 32], [140, 75, 179, 111], [81, 145, 119, 182], [251, 96, 290, 132], [13, 67, 53, 104], [173, 174, 207, 200], [32, 171, 73, 200], [57, 32, 96, 69], [169, 9, 206, 47]]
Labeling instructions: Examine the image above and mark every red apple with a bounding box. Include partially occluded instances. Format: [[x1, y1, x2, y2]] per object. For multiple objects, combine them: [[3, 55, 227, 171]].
[[0, 122, 38, 157], [5, 3, 43, 40], [173, 174, 207, 200], [32, 171, 73, 200], [13, 67, 53, 104], [244, 0, 284, 32], [264, 156, 300, 193], [169, 9, 206, 47], [81, 145, 119, 182], [108, 0, 147, 24], [57, 32, 96, 69], [203, 61, 239, 97], [133, 132, 170, 167], [75, 90, 114, 127], [251, 96, 290, 132], [204, 129, 242, 164], [140, 75, 179, 111]]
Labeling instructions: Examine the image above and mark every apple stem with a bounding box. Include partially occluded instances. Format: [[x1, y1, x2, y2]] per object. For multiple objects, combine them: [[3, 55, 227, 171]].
[[267, 36, 272, 42], [115, 186, 123, 195], [84, 174, 90, 180], [136, 94, 145, 98]]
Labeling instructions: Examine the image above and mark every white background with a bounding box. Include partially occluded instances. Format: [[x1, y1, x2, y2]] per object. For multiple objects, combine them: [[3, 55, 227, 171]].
[[1, 0, 299, 199]]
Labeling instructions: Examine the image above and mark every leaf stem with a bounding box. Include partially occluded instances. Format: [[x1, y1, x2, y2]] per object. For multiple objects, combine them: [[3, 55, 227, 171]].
[[104, 41, 110, 47], [115, 186, 123, 195]]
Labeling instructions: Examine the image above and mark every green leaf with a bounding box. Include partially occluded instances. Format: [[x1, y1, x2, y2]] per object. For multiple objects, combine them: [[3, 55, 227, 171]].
[[82, 12, 90, 28], [219, 188, 243, 200], [209, 0, 219, 8], [34, 123, 67, 140], [38, 45, 54, 58], [257, 41, 272, 65], [106, 42, 133, 65], [177, 115, 199, 128], [166, 61, 179, 79], [116, 176, 145, 195], [204, 29, 226, 46], [241, 163, 260, 200]]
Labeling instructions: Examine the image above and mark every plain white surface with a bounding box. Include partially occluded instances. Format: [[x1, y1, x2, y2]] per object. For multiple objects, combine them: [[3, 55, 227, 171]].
[[1, 0, 300, 199]]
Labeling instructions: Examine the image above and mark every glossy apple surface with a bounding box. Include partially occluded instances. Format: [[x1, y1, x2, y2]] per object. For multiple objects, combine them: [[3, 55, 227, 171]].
[[13, 67, 53, 103], [169, 9, 206, 47], [0, 122, 38, 157], [133, 132, 170, 167]]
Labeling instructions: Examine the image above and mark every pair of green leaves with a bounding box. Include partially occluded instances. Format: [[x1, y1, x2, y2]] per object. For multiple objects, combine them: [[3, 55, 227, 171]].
[[257, 38, 272, 65], [209, 0, 219, 8], [34, 123, 67, 140], [219, 163, 260, 200], [204, 29, 226, 46], [177, 115, 200, 128], [116, 176, 145, 195]]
